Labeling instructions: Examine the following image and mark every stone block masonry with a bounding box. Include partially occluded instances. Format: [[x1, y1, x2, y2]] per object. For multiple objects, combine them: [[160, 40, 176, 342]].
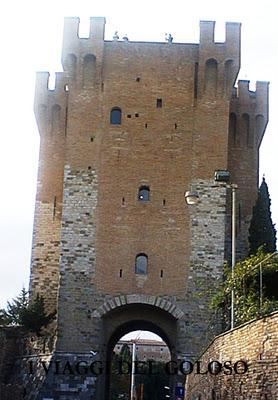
[[21, 16, 270, 399], [185, 311, 278, 399]]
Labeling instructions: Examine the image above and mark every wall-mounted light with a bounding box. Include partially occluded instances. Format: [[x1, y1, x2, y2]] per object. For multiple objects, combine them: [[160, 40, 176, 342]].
[[184, 191, 199, 205]]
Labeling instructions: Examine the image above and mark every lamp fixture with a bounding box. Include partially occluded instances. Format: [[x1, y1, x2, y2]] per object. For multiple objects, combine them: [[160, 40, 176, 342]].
[[184, 191, 199, 205]]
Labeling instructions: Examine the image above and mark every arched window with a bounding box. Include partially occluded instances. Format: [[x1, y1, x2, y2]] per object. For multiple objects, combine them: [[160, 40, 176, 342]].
[[256, 114, 265, 146], [110, 107, 122, 125], [229, 113, 237, 145], [205, 58, 218, 95], [65, 53, 77, 79], [83, 54, 96, 88], [138, 186, 150, 201], [242, 113, 251, 147], [135, 254, 148, 275], [224, 59, 233, 95], [51, 104, 61, 134]]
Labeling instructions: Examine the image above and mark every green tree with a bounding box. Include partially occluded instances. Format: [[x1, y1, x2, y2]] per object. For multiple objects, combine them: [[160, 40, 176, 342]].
[[0, 287, 29, 325], [249, 177, 276, 255], [21, 293, 56, 335], [211, 249, 278, 330], [0, 309, 9, 325], [0, 289, 55, 335]]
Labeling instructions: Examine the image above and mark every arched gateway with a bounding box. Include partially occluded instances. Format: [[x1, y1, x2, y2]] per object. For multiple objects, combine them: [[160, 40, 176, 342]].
[[99, 299, 179, 399], [28, 16, 268, 400]]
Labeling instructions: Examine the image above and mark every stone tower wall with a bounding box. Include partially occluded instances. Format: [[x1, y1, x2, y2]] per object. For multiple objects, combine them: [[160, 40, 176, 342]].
[[228, 81, 269, 258], [28, 17, 269, 398]]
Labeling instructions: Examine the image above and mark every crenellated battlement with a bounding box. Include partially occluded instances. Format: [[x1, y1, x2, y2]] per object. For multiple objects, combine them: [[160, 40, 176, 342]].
[[229, 79, 269, 148], [36, 18, 242, 110], [62, 17, 105, 79], [199, 20, 241, 48], [34, 71, 68, 136], [236, 79, 269, 109], [28, 16, 270, 399], [62, 16, 106, 47], [198, 21, 241, 98]]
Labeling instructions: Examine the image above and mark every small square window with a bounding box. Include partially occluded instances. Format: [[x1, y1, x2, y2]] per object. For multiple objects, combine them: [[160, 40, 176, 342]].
[[157, 98, 162, 108]]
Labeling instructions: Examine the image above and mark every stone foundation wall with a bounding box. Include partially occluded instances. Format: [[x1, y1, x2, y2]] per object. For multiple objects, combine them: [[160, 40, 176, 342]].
[[0, 327, 58, 400], [0, 327, 23, 387], [185, 311, 278, 399]]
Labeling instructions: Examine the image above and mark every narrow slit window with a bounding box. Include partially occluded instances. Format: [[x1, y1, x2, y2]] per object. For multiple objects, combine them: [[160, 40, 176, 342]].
[[138, 186, 150, 201], [135, 254, 148, 275], [194, 62, 199, 99], [53, 196, 57, 218]]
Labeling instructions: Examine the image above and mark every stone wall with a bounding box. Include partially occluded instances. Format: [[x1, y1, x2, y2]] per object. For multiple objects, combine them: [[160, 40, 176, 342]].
[[26, 16, 270, 399], [185, 311, 278, 399], [0, 327, 58, 400], [0, 326, 23, 391]]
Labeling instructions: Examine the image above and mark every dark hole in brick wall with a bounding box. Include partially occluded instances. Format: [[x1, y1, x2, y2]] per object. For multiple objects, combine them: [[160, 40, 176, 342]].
[[160, 270, 163, 278], [194, 62, 199, 99], [145, 123, 148, 128], [135, 113, 139, 117], [90, 136, 94, 142], [127, 114, 132, 118], [136, 77, 140, 82], [122, 197, 125, 205], [53, 196, 57, 218], [163, 199, 166, 206], [119, 269, 123, 277], [88, 166, 91, 170], [157, 98, 162, 108], [174, 123, 177, 130]]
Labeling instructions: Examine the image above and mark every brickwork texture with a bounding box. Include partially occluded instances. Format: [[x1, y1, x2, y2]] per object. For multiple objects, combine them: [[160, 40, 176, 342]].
[[185, 311, 278, 399], [24, 16, 269, 399]]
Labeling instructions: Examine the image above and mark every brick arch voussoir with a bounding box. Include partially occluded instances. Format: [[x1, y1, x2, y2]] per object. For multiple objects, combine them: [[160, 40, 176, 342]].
[[92, 294, 184, 319]]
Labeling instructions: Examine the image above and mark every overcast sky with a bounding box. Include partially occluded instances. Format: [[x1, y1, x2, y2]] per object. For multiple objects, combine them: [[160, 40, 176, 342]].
[[0, 0, 277, 317]]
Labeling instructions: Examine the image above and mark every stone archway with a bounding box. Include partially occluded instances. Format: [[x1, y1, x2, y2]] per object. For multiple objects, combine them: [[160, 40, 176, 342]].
[[92, 294, 185, 320], [94, 297, 183, 400]]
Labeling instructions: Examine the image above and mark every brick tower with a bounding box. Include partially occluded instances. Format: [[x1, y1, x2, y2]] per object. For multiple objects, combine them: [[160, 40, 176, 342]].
[[29, 17, 268, 399]]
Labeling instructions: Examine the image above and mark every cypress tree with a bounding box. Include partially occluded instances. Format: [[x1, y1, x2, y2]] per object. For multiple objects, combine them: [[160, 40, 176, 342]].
[[249, 177, 276, 254]]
